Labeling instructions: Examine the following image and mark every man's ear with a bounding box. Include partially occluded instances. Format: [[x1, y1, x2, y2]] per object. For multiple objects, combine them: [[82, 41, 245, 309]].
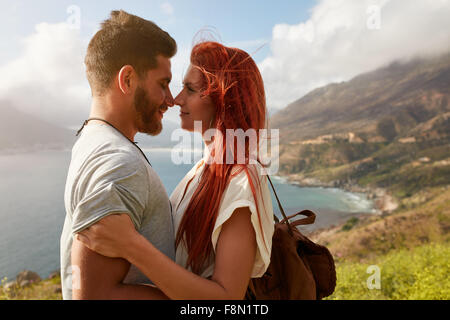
[[117, 65, 136, 95]]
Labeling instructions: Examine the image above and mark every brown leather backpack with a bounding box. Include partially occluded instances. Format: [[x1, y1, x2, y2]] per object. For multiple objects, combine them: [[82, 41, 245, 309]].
[[246, 176, 336, 300]]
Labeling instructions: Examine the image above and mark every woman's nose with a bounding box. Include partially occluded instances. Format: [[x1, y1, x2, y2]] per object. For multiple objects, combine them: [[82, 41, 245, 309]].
[[174, 91, 184, 106]]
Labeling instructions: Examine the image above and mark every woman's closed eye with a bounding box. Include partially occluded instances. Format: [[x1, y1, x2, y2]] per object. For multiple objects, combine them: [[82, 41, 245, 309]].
[[182, 82, 198, 93], [184, 85, 195, 93]]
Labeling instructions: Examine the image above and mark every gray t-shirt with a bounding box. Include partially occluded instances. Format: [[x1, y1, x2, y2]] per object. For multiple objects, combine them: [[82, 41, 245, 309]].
[[60, 123, 175, 300]]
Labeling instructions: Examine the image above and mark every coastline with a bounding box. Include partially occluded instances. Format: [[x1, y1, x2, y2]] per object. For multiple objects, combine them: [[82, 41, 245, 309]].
[[279, 173, 399, 214], [275, 172, 399, 234]]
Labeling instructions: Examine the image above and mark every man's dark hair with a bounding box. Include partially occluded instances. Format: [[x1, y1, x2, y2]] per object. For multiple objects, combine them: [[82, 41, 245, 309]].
[[85, 10, 177, 95]]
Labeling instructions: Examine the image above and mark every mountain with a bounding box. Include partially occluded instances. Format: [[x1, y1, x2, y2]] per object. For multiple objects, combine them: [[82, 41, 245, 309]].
[[270, 52, 450, 142], [0, 101, 76, 151], [0, 100, 192, 152], [269, 52, 450, 201]]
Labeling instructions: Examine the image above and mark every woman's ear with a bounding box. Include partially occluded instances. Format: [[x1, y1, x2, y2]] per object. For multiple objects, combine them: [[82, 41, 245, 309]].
[[117, 65, 136, 95]]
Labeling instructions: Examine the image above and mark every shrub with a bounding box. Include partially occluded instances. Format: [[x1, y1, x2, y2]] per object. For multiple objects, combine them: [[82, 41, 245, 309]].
[[341, 217, 359, 232]]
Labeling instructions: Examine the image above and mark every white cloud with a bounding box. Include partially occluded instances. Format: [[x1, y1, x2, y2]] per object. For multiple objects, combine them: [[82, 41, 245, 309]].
[[0, 22, 90, 127], [4, 0, 449, 128], [161, 1, 174, 15], [259, 0, 450, 111], [0, 17, 189, 128]]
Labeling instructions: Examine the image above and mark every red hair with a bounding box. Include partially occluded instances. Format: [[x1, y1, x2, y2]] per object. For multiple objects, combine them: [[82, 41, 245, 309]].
[[175, 41, 268, 274]]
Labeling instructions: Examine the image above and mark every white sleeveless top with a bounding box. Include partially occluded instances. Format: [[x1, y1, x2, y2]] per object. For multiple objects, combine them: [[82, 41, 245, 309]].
[[169, 158, 274, 278]]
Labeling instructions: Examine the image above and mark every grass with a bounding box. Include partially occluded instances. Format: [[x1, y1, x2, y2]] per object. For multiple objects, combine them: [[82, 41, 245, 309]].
[[0, 275, 62, 300], [311, 186, 450, 261], [313, 185, 450, 300], [326, 242, 450, 300]]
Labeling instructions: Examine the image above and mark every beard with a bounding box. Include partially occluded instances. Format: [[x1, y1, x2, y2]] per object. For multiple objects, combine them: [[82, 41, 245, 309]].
[[134, 85, 163, 136]]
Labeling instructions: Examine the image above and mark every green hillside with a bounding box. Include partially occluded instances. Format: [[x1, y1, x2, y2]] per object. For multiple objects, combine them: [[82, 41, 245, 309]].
[[272, 52, 450, 203]]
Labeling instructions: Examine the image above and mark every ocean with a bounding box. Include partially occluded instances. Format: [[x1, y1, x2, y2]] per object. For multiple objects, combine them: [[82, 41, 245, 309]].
[[0, 149, 375, 281]]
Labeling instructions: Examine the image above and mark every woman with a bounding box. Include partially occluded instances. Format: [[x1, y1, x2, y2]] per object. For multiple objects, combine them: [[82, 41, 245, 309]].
[[76, 41, 274, 299]]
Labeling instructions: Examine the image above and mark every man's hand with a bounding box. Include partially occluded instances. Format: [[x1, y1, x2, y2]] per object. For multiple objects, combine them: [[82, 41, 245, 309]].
[[76, 214, 138, 259]]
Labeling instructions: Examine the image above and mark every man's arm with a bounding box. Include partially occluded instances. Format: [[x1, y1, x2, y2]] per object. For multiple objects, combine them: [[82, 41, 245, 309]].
[[71, 232, 168, 300]]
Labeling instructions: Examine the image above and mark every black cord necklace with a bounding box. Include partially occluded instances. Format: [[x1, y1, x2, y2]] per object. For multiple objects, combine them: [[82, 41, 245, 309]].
[[76, 117, 152, 167]]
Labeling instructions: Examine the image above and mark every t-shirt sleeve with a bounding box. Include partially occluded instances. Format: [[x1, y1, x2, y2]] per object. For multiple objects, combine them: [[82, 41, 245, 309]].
[[211, 166, 274, 278], [71, 151, 149, 234]]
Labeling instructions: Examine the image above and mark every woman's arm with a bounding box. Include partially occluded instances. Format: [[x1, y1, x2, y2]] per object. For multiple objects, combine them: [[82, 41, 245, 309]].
[[76, 207, 257, 300]]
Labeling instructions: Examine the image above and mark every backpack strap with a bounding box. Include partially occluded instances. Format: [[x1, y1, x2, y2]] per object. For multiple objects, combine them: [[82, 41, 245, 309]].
[[258, 158, 316, 234], [281, 209, 316, 227], [266, 175, 317, 235], [266, 175, 296, 236]]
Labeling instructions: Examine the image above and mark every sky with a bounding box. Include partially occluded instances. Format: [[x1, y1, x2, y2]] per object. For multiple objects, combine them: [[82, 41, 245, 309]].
[[1, 0, 449, 129]]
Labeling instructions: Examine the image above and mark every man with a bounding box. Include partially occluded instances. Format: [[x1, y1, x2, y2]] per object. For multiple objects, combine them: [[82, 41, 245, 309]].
[[60, 10, 177, 299]]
